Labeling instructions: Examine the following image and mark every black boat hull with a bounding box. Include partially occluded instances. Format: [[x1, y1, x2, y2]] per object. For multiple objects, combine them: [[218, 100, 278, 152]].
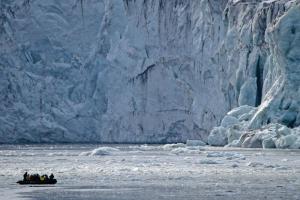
[[17, 179, 57, 185]]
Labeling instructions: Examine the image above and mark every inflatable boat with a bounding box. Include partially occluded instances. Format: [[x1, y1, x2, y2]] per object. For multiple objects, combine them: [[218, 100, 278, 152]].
[[17, 179, 57, 185]]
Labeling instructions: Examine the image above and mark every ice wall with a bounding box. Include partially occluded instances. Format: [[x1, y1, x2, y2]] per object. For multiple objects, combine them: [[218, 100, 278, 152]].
[[208, 0, 300, 149], [0, 0, 299, 144]]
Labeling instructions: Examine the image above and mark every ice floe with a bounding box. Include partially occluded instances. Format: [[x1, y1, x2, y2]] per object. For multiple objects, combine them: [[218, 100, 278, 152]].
[[162, 143, 186, 151], [206, 152, 246, 160], [197, 159, 222, 165], [79, 147, 120, 156]]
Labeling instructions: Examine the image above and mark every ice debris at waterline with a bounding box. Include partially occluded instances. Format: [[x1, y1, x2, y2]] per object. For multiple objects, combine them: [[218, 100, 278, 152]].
[[208, 106, 300, 149], [80, 144, 205, 156], [206, 1, 300, 149], [1, 0, 300, 146]]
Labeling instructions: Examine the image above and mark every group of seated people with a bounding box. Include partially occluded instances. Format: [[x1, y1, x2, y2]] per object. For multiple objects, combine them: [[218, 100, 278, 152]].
[[23, 172, 55, 182]]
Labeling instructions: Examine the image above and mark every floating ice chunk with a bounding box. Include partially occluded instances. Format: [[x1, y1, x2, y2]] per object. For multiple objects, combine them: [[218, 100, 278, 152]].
[[90, 147, 119, 155], [208, 127, 228, 146], [273, 166, 288, 171], [171, 147, 188, 154], [136, 144, 159, 151], [162, 143, 185, 151], [246, 162, 264, 167], [186, 140, 206, 146], [132, 167, 139, 172], [79, 147, 119, 156], [79, 151, 91, 156], [171, 147, 202, 155], [231, 163, 239, 168], [197, 159, 222, 164], [47, 152, 74, 156], [207, 152, 245, 160], [264, 164, 281, 168]]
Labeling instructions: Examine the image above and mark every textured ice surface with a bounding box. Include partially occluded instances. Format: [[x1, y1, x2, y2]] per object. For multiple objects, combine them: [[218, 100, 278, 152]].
[[1, 0, 300, 145], [0, 145, 300, 200], [1, 0, 228, 143]]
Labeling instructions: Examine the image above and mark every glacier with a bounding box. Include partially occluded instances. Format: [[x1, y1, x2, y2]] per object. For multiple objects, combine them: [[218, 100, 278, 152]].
[[0, 0, 300, 147]]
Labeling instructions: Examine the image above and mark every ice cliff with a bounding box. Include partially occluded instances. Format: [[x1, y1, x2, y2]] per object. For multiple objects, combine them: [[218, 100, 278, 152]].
[[208, 0, 300, 149], [1, 0, 300, 146]]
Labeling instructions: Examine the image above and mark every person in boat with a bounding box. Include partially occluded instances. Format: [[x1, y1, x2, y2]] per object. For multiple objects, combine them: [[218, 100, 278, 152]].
[[29, 174, 40, 181], [40, 174, 49, 182], [23, 172, 28, 181], [49, 173, 54, 180], [29, 174, 34, 181], [18, 173, 57, 184], [36, 174, 40, 181]]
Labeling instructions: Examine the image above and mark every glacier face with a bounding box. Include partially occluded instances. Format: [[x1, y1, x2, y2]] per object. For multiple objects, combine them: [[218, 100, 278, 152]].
[[208, 0, 300, 149], [0, 0, 299, 144]]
